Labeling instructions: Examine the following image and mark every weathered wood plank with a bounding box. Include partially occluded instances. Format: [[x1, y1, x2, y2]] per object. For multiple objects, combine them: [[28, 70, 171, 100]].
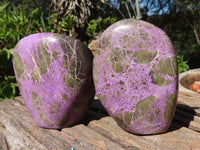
[[173, 108, 200, 132], [0, 91, 200, 150], [0, 98, 124, 150], [0, 132, 8, 150], [141, 124, 200, 150], [88, 116, 200, 150], [0, 99, 70, 149], [0, 110, 47, 150], [88, 116, 158, 150], [177, 91, 200, 116], [61, 124, 124, 150]]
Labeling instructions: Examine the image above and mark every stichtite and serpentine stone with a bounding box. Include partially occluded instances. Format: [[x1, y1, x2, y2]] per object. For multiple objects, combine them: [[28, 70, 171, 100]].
[[93, 19, 178, 135], [13, 33, 95, 129]]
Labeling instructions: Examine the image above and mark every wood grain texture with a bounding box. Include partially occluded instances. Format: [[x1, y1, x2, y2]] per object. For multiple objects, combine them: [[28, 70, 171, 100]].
[[0, 91, 200, 150]]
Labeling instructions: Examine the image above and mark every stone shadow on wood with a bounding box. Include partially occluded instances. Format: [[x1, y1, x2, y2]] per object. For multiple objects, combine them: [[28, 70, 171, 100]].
[[168, 103, 197, 132], [79, 99, 109, 126], [80, 99, 199, 134], [81, 101, 199, 134]]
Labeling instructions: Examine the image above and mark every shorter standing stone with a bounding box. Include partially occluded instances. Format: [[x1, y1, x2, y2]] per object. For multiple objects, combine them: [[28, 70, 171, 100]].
[[13, 33, 95, 129]]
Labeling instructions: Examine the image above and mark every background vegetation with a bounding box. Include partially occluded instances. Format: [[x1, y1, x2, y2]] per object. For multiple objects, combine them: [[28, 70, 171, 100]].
[[0, 0, 199, 100]]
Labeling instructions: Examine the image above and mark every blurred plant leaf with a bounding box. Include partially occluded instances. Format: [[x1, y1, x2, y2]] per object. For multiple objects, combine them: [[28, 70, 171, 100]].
[[177, 55, 189, 73], [0, 80, 17, 100], [0, 49, 13, 76], [58, 15, 75, 32], [87, 17, 117, 37], [0, 1, 10, 12]]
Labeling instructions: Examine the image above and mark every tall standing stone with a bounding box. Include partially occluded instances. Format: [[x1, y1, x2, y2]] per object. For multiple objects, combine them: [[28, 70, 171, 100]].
[[93, 19, 178, 135]]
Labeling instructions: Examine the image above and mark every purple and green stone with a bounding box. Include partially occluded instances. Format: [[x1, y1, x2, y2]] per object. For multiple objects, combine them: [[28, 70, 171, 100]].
[[13, 33, 95, 129], [93, 19, 178, 135]]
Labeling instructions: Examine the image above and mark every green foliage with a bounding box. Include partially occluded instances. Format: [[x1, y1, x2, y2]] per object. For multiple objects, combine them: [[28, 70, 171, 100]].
[[0, 1, 68, 50], [87, 18, 102, 37], [0, 49, 13, 77], [48, 14, 76, 34], [58, 15, 75, 32], [0, 1, 27, 100], [0, 76, 17, 101], [87, 17, 117, 37], [147, 11, 200, 69], [0, 49, 17, 100], [177, 56, 189, 73], [0, 2, 53, 49], [0, 2, 28, 49], [121, 1, 126, 5], [29, 8, 46, 32]]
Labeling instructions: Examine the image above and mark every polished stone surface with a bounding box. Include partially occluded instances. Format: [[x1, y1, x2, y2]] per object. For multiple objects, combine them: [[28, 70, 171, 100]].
[[93, 19, 178, 134], [13, 33, 95, 129]]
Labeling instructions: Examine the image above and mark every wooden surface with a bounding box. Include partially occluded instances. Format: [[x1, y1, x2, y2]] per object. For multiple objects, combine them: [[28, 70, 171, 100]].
[[0, 91, 200, 150]]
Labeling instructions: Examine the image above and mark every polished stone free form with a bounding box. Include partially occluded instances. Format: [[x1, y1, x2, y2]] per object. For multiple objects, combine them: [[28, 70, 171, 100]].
[[13, 33, 95, 129], [93, 19, 178, 135]]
